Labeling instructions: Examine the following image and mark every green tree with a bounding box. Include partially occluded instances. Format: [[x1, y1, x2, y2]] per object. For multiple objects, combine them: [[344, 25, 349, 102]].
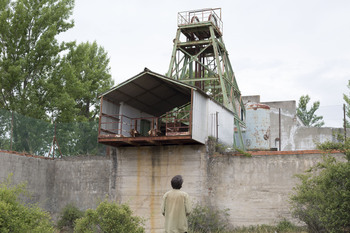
[[290, 137, 350, 232], [0, 0, 74, 152], [0, 1, 113, 155], [297, 95, 325, 127], [47, 41, 113, 156], [49, 41, 113, 123], [74, 200, 145, 233], [0, 0, 74, 118], [343, 80, 350, 127], [0, 174, 54, 232]]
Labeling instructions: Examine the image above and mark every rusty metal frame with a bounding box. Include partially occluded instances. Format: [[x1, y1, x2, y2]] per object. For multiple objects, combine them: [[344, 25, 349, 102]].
[[99, 108, 192, 139], [167, 8, 246, 150]]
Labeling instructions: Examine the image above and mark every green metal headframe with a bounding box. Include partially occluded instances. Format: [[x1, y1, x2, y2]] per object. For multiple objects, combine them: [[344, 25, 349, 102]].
[[166, 8, 246, 150]]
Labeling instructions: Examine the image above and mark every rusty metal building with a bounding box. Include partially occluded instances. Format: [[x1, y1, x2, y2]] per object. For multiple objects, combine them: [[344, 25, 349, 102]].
[[98, 68, 237, 147]]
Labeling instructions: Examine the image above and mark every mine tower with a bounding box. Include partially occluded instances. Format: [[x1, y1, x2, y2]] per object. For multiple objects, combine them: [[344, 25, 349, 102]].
[[167, 8, 246, 149]]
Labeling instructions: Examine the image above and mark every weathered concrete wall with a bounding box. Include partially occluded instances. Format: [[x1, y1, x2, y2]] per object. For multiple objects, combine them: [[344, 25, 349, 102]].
[[207, 151, 345, 226], [0, 148, 346, 232], [115, 145, 207, 232], [52, 156, 113, 215], [0, 151, 112, 219]]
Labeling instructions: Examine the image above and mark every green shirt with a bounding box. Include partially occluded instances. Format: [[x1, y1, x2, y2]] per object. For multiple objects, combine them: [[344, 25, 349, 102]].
[[161, 189, 191, 233]]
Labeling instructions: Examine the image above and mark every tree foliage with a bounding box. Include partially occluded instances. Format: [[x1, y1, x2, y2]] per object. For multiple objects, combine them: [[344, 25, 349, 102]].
[[290, 137, 350, 232], [49, 41, 113, 122], [188, 204, 230, 233], [0, 0, 74, 119], [57, 203, 84, 232], [0, 1, 114, 155], [297, 95, 325, 127], [0, 174, 54, 232], [74, 200, 145, 233]]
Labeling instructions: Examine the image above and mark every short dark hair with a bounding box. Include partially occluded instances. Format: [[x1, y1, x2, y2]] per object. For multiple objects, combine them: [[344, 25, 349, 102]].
[[171, 175, 183, 189]]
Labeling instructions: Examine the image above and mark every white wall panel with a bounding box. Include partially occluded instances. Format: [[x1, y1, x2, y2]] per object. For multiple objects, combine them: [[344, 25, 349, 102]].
[[208, 100, 235, 146], [192, 91, 208, 144]]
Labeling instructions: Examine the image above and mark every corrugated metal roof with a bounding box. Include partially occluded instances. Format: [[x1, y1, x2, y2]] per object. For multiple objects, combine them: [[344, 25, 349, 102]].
[[100, 68, 197, 116]]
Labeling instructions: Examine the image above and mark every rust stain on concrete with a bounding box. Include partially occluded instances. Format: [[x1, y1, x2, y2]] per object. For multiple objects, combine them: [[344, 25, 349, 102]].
[[150, 147, 161, 233]]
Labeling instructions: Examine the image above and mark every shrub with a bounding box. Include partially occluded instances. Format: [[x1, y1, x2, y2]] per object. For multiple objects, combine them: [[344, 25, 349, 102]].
[[0, 174, 54, 233], [57, 203, 84, 232], [290, 155, 350, 232], [233, 219, 305, 233], [188, 204, 230, 233], [74, 200, 145, 233]]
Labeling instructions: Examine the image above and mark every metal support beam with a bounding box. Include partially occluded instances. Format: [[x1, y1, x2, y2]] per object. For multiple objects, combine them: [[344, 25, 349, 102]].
[[166, 9, 246, 150]]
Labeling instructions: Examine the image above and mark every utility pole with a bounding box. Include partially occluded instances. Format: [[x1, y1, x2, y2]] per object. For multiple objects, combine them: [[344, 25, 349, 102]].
[[344, 104, 347, 141]]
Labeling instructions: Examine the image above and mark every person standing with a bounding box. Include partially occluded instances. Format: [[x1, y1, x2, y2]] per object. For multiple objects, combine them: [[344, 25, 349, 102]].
[[161, 175, 191, 233]]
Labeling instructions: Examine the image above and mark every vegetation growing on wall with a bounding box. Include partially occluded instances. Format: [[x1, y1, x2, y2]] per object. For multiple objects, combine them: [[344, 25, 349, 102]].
[[207, 136, 252, 157]]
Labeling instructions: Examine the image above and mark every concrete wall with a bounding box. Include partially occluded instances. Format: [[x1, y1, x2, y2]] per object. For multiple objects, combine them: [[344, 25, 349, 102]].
[[0, 149, 346, 232], [0, 152, 55, 211], [207, 151, 345, 226], [115, 146, 207, 232], [0, 151, 112, 219]]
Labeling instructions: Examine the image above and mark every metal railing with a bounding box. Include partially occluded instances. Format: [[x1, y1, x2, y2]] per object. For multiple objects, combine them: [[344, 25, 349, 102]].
[[99, 111, 191, 138], [177, 8, 223, 33]]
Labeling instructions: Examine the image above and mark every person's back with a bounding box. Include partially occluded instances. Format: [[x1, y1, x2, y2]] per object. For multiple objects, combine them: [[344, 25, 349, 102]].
[[161, 175, 191, 233]]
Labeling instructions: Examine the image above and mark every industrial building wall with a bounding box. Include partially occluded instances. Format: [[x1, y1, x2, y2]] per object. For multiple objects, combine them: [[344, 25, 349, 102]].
[[119, 102, 155, 136], [242, 96, 347, 151], [101, 100, 120, 135], [192, 91, 208, 143], [192, 91, 236, 146], [0, 149, 346, 232], [267, 106, 346, 150], [207, 99, 235, 146]]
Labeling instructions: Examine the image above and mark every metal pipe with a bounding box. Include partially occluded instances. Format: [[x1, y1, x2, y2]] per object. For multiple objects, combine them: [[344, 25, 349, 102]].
[[279, 108, 281, 151], [98, 96, 103, 137], [10, 111, 13, 151], [53, 123, 56, 159], [344, 104, 347, 141], [216, 111, 219, 141]]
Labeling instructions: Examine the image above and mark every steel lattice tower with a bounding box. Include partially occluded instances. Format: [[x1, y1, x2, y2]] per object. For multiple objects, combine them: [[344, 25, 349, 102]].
[[166, 8, 246, 150]]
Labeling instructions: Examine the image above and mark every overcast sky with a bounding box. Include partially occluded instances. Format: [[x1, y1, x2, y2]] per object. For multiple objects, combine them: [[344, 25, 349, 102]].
[[58, 0, 350, 127]]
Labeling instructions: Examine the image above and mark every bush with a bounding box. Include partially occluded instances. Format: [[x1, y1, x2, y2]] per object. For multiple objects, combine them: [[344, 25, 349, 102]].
[[290, 155, 350, 232], [0, 174, 54, 233], [233, 219, 305, 233], [275, 219, 304, 232], [188, 204, 230, 233], [74, 200, 145, 233], [57, 203, 84, 232]]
